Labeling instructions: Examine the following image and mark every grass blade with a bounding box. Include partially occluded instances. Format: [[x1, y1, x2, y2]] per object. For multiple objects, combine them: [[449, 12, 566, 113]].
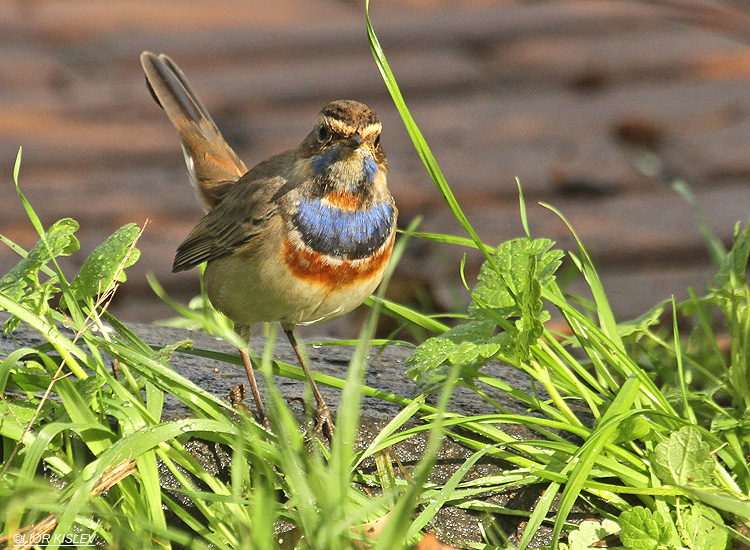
[[365, 0, 492, 264]]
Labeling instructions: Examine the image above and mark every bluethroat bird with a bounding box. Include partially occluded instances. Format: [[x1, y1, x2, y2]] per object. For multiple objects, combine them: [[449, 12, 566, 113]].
[[140, 52, 397, 436]]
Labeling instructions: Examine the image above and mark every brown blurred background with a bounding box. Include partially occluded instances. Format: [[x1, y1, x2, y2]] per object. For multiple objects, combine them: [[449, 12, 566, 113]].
[[2, 0, 750, 339]]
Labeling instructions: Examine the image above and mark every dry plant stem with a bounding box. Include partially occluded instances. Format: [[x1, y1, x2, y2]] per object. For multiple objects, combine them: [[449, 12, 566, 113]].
[[0, 460, 138, 549], [391, 448, 411, 483], [0, 225, 146, 477]]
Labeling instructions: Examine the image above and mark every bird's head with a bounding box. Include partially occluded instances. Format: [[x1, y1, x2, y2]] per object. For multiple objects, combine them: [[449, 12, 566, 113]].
[[298, 100, 387, 195]]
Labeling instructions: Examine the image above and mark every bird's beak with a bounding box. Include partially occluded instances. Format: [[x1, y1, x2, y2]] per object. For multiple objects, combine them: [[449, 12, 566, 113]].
[[338, 132, 363, 149]]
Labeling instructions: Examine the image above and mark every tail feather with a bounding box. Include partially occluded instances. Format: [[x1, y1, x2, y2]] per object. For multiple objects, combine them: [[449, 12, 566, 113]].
[[141, 51, 247, 211], [143, 53, 207, 126]]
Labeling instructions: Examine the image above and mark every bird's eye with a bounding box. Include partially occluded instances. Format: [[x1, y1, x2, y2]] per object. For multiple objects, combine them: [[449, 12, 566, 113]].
[[318, 125, 330, 142]]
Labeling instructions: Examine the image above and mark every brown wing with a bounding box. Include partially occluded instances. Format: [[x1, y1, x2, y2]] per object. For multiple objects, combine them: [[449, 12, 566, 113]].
[[141, 52, 248, 211], [171, 150, 299, 273]]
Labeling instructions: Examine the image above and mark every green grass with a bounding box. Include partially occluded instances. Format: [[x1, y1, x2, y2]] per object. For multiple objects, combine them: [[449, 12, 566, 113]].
[[1, 4, 750, 549]]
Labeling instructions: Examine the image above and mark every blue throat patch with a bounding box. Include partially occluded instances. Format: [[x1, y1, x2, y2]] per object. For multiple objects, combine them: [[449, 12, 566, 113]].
[[310, 148, 338, 177], [361, 155, 378, 184], [292, 199, 394, 259]]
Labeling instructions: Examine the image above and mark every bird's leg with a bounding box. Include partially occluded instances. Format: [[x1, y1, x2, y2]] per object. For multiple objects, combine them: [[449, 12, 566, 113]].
[[284, 327, 335, 439], [239, 348, 267, 425]]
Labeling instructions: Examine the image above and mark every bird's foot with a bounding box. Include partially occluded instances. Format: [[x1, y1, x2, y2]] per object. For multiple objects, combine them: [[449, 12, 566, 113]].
[[249, 403, 271, 431], [315, 401, 335, 441], [228, 383, 272, 431]]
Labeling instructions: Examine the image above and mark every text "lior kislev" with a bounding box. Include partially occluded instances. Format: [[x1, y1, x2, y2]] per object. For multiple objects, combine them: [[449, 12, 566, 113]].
[[12, 533, 95, 546]]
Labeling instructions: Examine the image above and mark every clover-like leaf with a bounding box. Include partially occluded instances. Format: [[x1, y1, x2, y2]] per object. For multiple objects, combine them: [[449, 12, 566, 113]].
[[619, 507, 670, 550], [652, 426, 714, 486]]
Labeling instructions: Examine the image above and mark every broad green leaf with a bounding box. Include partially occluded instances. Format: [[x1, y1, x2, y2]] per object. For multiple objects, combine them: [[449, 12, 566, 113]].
[[566, 519, 620, 550], [0, 218, 78, 333], [0, 395, 55, 427], [515, 253, 546, 360], [682, 504, 727, 550], [619, 506, 670, 550], [408, 364, 452, 394], [618, 300, 667, 340], [613, 415, 653, 444], [469, 238, 563, 321], [151, 339, 193, 363], [652, 426, 714, 486], [682, 486, 750, 520], [407, 318, 495, 374], [713, 220, 750, 289], [0, 218, 79, 301], [406, 318, 513, 392], [67, 223, 141, 303], [3, 278, 61, 334]]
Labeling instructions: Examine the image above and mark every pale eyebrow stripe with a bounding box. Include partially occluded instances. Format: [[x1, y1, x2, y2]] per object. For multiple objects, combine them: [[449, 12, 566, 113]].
[[323, 117, 349, 133], [360, 123, 382, 139], [322, 117, 381, 138]]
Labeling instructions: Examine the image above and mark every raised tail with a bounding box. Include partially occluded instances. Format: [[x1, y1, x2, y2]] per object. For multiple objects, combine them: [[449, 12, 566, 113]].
[[141, 51, 247, 211]]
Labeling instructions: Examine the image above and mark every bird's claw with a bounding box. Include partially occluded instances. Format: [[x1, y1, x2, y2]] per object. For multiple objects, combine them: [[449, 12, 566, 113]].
[[315, 402, 335, 441]]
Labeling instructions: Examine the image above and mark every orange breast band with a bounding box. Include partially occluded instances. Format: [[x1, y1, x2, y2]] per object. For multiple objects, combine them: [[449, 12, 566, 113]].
[[322, 191, 361, 210], [283, 233, 394, 287]]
